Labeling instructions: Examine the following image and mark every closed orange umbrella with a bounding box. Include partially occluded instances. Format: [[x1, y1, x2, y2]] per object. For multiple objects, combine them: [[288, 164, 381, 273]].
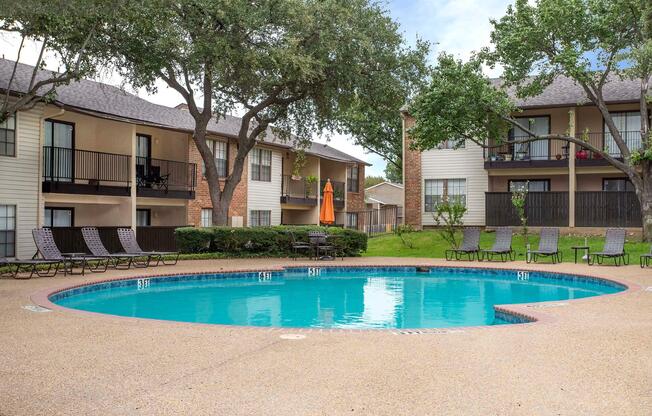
[[319, 179, 335, 225]]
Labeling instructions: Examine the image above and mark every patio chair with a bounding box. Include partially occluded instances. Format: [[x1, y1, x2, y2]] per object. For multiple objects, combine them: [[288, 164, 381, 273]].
[[527, 228, 562, 264], [308, 231, 335, 260], [287, 230, 312, 260], [588, 228, 629, 266], [480, 227, 515, 262], [0, 257, 62, 279], [82, 227, 149, 269], [117, 228, 179, 266], [640, 245, 652, 268], [445, 227, 481, 261], [32, 228, 108, 275]]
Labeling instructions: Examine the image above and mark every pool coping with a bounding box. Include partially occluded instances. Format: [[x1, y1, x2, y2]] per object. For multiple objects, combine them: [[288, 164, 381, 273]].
[[29, 263, 641, 335]]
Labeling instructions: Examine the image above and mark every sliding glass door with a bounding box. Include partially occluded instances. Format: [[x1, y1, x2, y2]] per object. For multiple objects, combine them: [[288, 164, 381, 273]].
[[44, 120, 74, 181]]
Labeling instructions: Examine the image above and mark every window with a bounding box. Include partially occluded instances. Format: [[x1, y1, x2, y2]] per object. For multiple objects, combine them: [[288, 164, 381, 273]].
[[0, 205, 16, 257], [508, 179, 550, 192], [0, 114, 16, 156], [44, 119, 74, 181], [136, 209, 151, 226], [424, 179, 466, 212], [251, 148, 271, 181], [249, 210, 271, 227], [201, 209, 212, 227], [603, 178, 634, 192], [509, 116, 550, 160], [347, 165, 359, 192], [44, 207, 73, 227], [604, 112, 642, 156], [438, 139, 465, 149], [346, 212, 358, 229], [204, 139, 228, 177]]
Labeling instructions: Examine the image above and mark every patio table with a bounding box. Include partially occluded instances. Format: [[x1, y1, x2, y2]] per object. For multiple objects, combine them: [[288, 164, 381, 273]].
[[571, 245, 590, 264]]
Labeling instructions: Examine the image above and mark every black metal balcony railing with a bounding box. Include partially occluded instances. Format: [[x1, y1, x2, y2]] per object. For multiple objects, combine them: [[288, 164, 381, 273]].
[[43, 146, 131, 184], [136, 156, 196, 193], [42, 146, 196, 197], [484, 136, 569, 162], [282, 175, 318, 200], [574, 131, 643, 160], [320, 179, 345, 201]]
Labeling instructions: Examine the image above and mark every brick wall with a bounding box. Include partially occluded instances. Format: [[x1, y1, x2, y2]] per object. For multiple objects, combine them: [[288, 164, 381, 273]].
[[403, 114, 422, 229], [186, 137, 248, 226], [346, 163, 366, 211]]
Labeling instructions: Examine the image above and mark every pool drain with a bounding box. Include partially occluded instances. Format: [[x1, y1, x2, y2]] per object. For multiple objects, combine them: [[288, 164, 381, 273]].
[[280, 334, 306, 340]]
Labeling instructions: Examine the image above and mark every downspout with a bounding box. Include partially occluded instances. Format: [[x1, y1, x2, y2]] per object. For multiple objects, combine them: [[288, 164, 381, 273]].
[[37, 105, 65, 227]]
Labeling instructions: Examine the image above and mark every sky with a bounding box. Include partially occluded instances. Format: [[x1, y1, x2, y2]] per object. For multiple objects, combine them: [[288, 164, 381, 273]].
[[1, 0, 513, 177]]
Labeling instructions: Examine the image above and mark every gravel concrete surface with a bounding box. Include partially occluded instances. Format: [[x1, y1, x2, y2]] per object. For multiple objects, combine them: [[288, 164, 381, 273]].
[[0, 257, 650, 416]]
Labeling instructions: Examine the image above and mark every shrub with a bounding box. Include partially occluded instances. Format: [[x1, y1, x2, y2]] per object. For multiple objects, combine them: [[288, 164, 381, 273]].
[[432, 201, 467, 248], [394, 224, 416, 248], [175, 225, 367, 257]]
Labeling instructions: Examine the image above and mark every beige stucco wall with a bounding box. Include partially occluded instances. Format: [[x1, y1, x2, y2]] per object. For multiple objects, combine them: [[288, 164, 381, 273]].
[[45, 200, 131, 227], [489, 175, 569, 192], [576, 173, 629, 191], [137, 205, 187, 226]]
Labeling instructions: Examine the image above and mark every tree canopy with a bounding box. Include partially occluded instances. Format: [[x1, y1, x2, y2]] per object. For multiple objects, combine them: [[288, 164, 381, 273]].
[[409, 0, 652, 239]]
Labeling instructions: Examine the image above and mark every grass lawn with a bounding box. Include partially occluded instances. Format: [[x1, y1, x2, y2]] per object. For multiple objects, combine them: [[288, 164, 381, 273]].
[[364, 230, 651, 263]]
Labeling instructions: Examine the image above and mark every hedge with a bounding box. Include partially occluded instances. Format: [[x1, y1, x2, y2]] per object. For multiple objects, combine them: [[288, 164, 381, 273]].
[[175, 225, 367, 257]]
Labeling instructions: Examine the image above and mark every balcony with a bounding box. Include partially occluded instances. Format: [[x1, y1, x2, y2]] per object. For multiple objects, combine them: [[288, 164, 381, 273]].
[[320, 179, 345, 209], [281, 175, 318, 206], [136, 157, 196, 199], [484, 137, 569, 169], [574, 131, 642, 166], [42, 146, 196, 198], [42, 146, 131, 196]]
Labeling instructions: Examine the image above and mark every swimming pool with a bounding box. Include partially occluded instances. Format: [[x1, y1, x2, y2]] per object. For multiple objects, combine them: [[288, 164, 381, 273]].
[[50, 267, 625, 329]]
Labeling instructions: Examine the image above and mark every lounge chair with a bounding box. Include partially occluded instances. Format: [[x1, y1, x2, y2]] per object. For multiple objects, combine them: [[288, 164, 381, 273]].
[[445, 227, 481, 261], [32, 228, 108, 275], [641, 245, 652, 268], [588, 228, 629, 266], [117, 228, 179, 266], [287, 230, 312, 260], [82, 227, 149, 269], [0, 257, 62, 279], [480, 227, 515, 262], [527, 228, 562, 264]]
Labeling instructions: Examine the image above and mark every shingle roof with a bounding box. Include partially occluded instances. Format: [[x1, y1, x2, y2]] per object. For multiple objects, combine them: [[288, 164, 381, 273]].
[[0, 58, 368, 165], [492, 75, 642, 108]]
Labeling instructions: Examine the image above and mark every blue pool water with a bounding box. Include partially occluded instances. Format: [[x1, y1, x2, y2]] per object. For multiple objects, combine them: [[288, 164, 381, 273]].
[[51, 267, 624, 329]]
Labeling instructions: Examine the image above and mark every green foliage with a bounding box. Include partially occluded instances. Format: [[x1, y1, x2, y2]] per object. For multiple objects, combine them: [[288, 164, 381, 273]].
[[432, 202, 467, 249], [393, 224, 416, 248], [384, 163, 402, 184], [175, 226, 367, 257], [364, 176, 385, 188], [511, 186, 529, 245], [408, 53, 515, 151]]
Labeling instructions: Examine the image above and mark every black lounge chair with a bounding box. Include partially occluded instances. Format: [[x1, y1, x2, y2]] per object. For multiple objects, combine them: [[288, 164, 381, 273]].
[[32, 228, 108, 275], [308, 231, 336, 260], [480, 227, 515, 262], [445, 227, 481, 261], [527, 228, 562, 264], [641, 245, 652, 268], [588, 228, 629, 266], [117, 228, 179, 266], [82, 227, 149, 269], [287, 230, 312, 260], [0, 258, 62, 279]]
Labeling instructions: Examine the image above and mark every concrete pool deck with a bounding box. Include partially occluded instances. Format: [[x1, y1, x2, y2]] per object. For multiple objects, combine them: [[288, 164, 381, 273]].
[[1, 257, 650, 415]]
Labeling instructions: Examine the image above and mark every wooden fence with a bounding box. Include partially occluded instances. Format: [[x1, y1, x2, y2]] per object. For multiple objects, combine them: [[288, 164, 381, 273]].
[[49, 226, 182, 254], [342, 206, 399, 236], [575, 192, 641, 227], [485, 192, 569, 227]]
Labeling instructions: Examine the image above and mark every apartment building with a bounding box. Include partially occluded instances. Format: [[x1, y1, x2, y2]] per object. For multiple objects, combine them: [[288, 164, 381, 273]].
[[403, 75, 644, 230], [0, 59, 367, 259]]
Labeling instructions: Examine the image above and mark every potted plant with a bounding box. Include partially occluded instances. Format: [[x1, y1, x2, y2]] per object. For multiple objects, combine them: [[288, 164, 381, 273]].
[[304, 175, 317, 197], [555, 153, 562, 160]]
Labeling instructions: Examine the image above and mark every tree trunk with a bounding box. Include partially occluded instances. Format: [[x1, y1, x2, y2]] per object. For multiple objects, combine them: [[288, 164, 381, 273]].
[[641, 160, 652, 242]]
